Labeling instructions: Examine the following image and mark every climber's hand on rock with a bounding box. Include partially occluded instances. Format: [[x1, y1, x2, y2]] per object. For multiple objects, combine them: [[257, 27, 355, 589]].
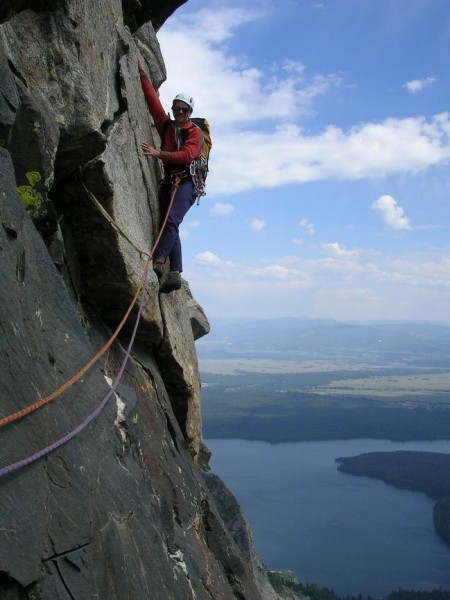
[[142, 142, 160, 158]]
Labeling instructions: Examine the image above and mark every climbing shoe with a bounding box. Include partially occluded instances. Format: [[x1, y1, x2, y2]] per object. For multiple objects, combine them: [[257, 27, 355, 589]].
[[159, 272, 182, 294]]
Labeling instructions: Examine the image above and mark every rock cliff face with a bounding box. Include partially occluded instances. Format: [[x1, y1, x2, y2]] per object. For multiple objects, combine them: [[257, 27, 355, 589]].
[[0, 2, 301, 598]]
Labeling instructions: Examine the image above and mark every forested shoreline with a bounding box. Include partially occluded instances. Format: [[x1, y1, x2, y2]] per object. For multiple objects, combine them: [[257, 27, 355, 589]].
[[270, 571, 450, 600], [336, 451, 450, 546]]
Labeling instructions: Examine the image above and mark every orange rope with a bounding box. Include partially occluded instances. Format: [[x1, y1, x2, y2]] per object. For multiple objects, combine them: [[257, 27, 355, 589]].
[[0, 176, 180, 429]]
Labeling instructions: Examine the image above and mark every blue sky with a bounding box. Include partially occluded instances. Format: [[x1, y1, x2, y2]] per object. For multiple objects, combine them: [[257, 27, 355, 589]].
[[155, 0, 450, 322]]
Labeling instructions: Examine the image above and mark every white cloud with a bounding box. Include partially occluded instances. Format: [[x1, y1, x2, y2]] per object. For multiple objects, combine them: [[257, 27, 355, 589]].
[[178, 7, 258, 45], [403, 76, 437, 94], [209, 114, 450, 195], [158, 9, 341, 127], [193, 249, 450, 290], [180, 220, 201, 239], [153, 2, 450, 324], [283, 60, 306, 77], [196, 250, 223, 265], [211, 202, 234, 216], [321, 242, 359, 259], [188, 249, 450, 322], [371, 195, 411, 231], [156, 9, 450, 198], [250, 219, 266, 232], [299, 218, 315, 234]]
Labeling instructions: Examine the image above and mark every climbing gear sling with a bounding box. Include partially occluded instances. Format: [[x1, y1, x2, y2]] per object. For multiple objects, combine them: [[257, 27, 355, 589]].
[[161, 118, 212, 200]]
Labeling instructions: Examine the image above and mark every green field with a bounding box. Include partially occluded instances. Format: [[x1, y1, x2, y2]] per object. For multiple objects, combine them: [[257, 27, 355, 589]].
[[199, 358, 450, 442]]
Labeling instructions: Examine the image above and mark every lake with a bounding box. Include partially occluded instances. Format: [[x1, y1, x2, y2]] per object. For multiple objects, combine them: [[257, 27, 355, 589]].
[[206, 438, 450, 598]]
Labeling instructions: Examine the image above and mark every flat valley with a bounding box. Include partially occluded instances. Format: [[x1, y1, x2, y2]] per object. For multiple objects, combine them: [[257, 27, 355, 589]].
[[197, 318, 450, 442]]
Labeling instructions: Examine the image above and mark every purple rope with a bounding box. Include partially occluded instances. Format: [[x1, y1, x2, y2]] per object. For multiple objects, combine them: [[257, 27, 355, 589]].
[[0, 261, 152, 479]]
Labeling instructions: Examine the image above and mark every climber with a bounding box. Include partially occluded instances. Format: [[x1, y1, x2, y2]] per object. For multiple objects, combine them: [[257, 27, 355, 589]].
[[139, 66, 202, 294]]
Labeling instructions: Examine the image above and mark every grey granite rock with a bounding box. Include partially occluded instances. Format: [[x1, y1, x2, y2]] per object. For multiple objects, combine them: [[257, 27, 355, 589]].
[[0, 3, 302, 599]]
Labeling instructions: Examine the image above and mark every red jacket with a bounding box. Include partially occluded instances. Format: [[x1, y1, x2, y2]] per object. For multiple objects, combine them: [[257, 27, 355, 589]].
[[140, 72, 201, 172]]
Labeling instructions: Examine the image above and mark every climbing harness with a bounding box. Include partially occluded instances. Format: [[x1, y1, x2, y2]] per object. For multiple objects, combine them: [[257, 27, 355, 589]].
[[161, 117, 211, 202], [0, 177, 181, 477], [189, 155, 207, 201]]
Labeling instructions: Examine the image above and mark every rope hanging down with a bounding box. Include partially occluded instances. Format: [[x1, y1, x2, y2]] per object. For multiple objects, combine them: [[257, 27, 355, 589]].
[[0, 257, 152, 478], [0, 178, 180, 477], [80, 171, 150, 258], [0, 176, 178, 431]]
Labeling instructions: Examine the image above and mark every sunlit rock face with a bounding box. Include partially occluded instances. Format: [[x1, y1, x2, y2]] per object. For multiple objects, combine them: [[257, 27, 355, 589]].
[[0, 2, 300, 599]]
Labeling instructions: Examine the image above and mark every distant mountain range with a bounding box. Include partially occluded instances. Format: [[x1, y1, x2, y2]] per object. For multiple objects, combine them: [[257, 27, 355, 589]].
[[196, 317, 450, 365]]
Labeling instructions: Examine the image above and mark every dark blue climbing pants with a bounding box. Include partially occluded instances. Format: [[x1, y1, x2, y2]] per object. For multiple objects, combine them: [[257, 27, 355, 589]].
[[155, 179, 195, 273]]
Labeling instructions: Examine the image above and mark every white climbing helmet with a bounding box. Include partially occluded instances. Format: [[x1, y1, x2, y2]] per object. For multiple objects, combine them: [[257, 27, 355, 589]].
[[173, 93, 194, 111]]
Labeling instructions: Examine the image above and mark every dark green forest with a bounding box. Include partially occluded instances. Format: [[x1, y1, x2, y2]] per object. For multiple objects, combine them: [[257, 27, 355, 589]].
[[269, 571, 450, 600], [201, 370, 450, 442]]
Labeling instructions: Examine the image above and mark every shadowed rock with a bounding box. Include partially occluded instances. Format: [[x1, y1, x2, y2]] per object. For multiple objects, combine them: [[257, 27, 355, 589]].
[[0, 2, 301, 599]]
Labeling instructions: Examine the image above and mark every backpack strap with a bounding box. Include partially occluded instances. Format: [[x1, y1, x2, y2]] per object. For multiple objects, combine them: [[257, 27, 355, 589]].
[[161, 119, 198, 151]]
